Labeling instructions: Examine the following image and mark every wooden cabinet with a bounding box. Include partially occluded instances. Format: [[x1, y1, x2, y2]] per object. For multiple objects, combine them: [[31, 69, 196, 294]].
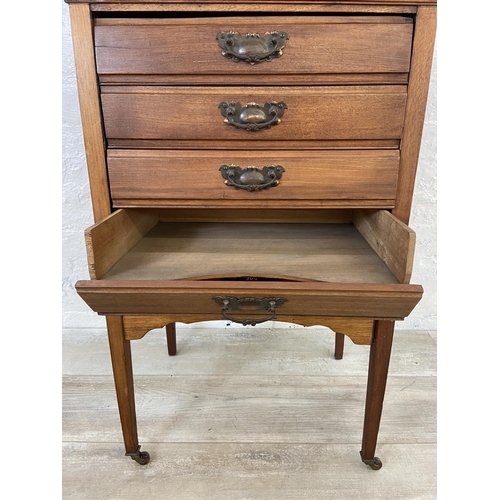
[[66, 0, 436, 470]]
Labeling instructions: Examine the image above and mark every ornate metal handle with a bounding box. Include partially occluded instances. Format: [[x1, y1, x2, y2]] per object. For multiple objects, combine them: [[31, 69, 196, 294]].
[[216, 31, 289, 64], [219, 101, 287, 131], [219, 164, 284, 192], [212, 296, 287, 326]]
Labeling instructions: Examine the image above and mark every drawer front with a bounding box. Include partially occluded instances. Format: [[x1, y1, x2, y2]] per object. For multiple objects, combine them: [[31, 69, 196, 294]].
[[101, 86, 407, 143], [94, 16, 413, 83], [76, 280, 423, 320], [108, 149, 400, 207]]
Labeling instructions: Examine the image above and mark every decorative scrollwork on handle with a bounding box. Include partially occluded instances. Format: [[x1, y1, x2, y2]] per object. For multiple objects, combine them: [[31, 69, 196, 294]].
[[216, 31, 289, 64], [212, 296, 288, 326], [219, 164, 285, 192], [219, 101, 287, 131]]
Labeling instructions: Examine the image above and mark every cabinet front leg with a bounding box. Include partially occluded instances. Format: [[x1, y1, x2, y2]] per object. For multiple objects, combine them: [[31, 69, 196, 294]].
[[360, 320, 395, 470], [106, 316, 150, 465]]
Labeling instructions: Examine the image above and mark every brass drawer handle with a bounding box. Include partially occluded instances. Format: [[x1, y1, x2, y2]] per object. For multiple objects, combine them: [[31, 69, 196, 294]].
[[219, 101, 287, 131], [219, 164, 284, 192], [212, 296, 288, 326], [216, 31, 289, 64]]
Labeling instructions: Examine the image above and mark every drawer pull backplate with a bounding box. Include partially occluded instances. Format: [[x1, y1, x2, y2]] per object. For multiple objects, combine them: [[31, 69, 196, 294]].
[[213, 296, 288, 326], [216, 31, 289, 64], [219, 164, 285, 191], [219, 101, 287, 131]]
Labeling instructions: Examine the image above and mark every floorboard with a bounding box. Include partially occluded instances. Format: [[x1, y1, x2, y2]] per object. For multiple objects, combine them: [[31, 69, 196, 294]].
[[62, 325, 436, 499], [63, 442, 437, 500]]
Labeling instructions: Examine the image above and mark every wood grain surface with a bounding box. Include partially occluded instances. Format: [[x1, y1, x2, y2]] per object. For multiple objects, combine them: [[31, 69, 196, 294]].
[[85, 209, 158, 279], [65, 0, 436, 5], [353, 209, 416, 284], [75, 280, 423, 318], [89, 4, 420, 14], [100, 86, 407, 142], [156, 208, 354, 223], [393, 6, 437, 224], [95, 16, 412, 81], [121, 315, 375, 344], [68, 3, 111, 221], [91, 220, 401, 283], [107, 149, 400, 206]]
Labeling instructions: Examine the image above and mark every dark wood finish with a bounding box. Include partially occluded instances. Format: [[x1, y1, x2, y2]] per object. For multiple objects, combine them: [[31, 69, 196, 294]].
[[100, 86, 407, 142], [107, 150, 400, 207], [166, 323, 177, 355], [106, 315, 139, 454], [360, 320, 395, 464], [95, 16, 412, 82], [334, 332, 345, 360]]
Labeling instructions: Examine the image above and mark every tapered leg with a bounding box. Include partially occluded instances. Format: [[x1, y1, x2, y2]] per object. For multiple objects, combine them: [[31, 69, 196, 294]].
[[360, 320, 395, 470], [334, 332, 345, 360], [106, 316, 149, 465], [166, 322, 177, 356]]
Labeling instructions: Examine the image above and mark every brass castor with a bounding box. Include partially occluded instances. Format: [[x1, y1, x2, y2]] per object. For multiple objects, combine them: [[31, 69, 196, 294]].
[[126, 446, 150, 465], [360, 452, 383, 470]]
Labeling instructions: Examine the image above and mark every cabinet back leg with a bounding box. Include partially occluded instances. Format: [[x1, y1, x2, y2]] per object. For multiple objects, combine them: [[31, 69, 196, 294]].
[[334, 332, 345, 359], [166, 322, 177, 356], [360, 320, 395, 470]]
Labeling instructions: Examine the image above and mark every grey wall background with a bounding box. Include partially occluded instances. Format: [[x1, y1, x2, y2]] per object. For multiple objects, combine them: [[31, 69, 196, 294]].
[[62, 1, 437, 330]]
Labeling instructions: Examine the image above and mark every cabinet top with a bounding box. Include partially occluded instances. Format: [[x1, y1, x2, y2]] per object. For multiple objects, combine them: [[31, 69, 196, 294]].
[[64, 0, 437, 5]]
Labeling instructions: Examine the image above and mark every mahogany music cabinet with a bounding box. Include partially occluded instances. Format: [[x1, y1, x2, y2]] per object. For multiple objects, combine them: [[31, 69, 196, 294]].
[[66, 0, 436, 470]]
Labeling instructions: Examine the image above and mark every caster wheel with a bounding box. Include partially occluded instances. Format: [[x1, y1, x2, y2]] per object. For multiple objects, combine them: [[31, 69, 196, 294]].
[[360, 452, 383, 470], [132, 451, 150, 466], [126, 446, 150, 465], [366, 457, 382, 470]]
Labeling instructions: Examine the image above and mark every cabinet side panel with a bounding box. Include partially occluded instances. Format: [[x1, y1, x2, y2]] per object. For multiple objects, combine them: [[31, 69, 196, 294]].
[[393, 6, 436, 224], [69, 3, 111, 221]]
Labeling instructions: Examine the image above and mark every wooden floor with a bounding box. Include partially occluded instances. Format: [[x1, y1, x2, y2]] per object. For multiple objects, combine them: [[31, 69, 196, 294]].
[[62, 323, 436, 499]]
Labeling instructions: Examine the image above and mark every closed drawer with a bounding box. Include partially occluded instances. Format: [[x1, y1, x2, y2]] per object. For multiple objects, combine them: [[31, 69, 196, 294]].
[[107, 149, 400, 209], [101, 86, 407, 144], [75, 208, 422, 320], [94, 16, 413, 85]]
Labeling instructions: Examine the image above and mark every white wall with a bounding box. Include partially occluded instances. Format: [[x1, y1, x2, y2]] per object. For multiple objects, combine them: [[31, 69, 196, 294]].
[[62, 2, 437, 330]]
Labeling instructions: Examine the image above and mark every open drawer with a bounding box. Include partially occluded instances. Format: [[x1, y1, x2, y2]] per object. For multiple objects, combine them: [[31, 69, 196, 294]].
[[75, 209, 423, 322]]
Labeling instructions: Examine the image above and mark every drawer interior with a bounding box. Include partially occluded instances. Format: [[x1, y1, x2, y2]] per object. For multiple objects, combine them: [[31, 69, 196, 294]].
[[76, 208, 421, 319], [102, 221, 400, 284], [84, 208, 415, 285]]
